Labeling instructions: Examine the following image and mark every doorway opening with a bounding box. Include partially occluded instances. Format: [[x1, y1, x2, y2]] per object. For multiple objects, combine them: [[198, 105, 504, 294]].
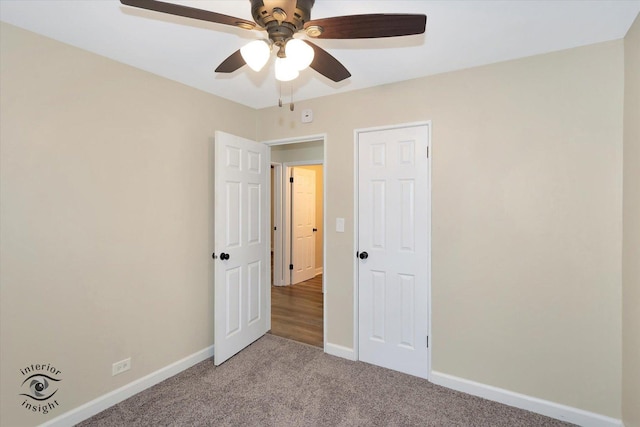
[[266, 137, 325, 348]]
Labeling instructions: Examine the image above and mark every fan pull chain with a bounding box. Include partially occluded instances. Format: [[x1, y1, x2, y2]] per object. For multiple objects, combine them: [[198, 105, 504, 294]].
[[276, 83, 296, 111], [290, 84, 295, 111]]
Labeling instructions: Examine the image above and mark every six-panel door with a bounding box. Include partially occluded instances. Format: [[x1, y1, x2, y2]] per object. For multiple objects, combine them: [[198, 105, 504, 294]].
[[357, 124, 430, 378], [214, 131, 269, 365]]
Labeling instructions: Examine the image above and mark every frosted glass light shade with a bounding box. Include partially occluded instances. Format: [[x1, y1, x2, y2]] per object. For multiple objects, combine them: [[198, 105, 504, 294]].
[[240, 40, 270, 72], [275, 57, 299, 81], [286, 39, 314, 71]]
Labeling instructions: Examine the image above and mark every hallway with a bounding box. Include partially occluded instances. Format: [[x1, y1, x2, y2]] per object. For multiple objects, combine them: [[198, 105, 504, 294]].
[[269, 274, 323, 348]]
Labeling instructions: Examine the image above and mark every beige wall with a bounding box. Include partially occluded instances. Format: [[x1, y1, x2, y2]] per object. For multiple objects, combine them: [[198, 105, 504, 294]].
[[0, 23, 256, 427], [1, 19, 631, 426], [623, 13, 640, 427], [258, 41, 624, 417]]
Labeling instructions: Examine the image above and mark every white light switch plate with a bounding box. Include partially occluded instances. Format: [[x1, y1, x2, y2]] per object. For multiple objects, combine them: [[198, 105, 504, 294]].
[[336, 218, 345, 233]]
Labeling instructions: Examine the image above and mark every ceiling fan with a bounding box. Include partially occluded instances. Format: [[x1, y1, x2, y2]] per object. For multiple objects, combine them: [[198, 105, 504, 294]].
[[120, 0, 427, 83]]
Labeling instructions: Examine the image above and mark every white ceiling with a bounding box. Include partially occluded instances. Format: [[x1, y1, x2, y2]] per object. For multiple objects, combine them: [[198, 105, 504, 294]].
[[1, 0, 638, 109]]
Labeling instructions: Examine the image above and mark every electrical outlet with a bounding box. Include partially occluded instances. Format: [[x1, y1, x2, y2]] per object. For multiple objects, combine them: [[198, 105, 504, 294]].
[[112, 358, 131, 376]]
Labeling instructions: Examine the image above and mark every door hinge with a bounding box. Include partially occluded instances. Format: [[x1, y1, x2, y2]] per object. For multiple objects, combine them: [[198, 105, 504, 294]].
[[427, 146, 429, 159], [289, 264, 293, 270], [289, 177, 294, 183], [427, 336, 429, 348]]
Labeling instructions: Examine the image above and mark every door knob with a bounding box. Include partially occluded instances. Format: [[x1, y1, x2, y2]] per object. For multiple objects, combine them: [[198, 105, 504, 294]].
[[359, 251, 368, 260], [220, 253, 230, 260]]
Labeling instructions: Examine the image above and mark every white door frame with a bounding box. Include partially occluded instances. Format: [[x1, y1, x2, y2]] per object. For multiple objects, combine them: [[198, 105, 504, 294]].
[[271, 163, 284, 286], [353, 122, 432, 379], [285, 161, 321, 286], [262, 134, 328, 350]]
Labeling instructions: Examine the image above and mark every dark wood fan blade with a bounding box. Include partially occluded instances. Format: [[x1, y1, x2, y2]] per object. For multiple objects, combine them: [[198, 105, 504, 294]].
[[215, 50, 246, 73], [120, 0, 256, 30], [305, 41, 351, 82], [305, 14, 426, 39]]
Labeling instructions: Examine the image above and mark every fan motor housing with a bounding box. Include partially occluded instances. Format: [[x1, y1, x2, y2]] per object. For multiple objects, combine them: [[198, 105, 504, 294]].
[[251, 0, 315, 45]]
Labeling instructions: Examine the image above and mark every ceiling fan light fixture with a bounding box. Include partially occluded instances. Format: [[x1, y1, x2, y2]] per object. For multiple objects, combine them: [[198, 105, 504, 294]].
[[240, 40, 271, 72], [275, 57, 300, 82], [121, 0, 428, 85], [286, 39, 314, 71]]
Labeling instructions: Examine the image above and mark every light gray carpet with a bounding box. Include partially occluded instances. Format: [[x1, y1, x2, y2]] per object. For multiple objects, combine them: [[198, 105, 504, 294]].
[[79, 335, 573, 426]]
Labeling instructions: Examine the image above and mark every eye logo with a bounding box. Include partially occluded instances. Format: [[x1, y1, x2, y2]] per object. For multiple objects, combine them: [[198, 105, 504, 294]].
[[20, 374, 60, 400], [19, 363, 62, 415]]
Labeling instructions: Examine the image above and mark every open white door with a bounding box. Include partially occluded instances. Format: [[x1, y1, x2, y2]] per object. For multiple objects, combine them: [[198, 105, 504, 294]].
[[357, 124, 430, 379], [291, 167, 316, 284], [214, 131, 269, 365]]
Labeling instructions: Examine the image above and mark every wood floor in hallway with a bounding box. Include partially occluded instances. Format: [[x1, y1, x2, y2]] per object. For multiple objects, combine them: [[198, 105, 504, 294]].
[[269, 274, 323, 348]]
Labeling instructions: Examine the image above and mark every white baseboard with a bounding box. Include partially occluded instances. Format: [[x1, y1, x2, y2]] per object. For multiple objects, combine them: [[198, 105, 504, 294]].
[[315, 267, 323, 276], [325, 342, 356, 361], [430, 371, 623, 427], [40, 345, 215, 427]]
